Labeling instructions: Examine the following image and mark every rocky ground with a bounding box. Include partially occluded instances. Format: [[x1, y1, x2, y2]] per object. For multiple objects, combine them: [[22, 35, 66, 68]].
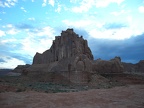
[[0, 72, 144, 108]]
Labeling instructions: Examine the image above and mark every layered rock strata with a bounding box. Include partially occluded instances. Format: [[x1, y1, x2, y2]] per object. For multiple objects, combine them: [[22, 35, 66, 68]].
[[32, 28, 93, 73], [17, 29, 125, 84]]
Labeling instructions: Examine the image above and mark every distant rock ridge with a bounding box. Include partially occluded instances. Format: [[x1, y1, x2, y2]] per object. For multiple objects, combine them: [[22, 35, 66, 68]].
[[92, 56, 124, 73], [123, 60, 144, 73]]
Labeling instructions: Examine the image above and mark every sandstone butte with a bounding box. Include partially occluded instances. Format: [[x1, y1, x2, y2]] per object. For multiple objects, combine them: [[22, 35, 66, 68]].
[[14, 28, 125, 84]]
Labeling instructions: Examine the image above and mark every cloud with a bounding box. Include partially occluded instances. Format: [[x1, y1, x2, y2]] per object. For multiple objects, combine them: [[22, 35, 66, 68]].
[[42, 0, 55, 7], [62, 18, 144, 40], [0, 30, 6, 37], [28, 17, 35, 21], [2, 23, 34, 34], [70, 0, 80, 3], [0, 58, 5, 63], [55, 3, 61, 13], [110, 10, 128, 16], [7, 29, 19, 35], [48, 0, 55, 7], [89, 33, 144, 63], [62, 20, 88, 28], [72, 0, 94, 13], [89, 28, 135, 40], [0, 37, 31, 66], [0, 56, 25, 69], [0, 38, 17, 45], [17, 26, 56, 59], [42, 0, 47, 7], [5, 24, 20, 35], [0, 0, 18, 8], [71, 0, 125, 13], [0, 11, 6, 14], [95, 0, 124, 8], [138, 6, 144, 13], [0, 24, 56, 67], [29, 26, 55, 38], [20, 7, 27, 12], [16, 23, 34, 29]]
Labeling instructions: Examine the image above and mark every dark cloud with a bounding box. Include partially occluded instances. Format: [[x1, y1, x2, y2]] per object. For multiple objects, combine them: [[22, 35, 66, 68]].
[[0, 41, 32, 64], [88, 33, 144, 63], [0, 58, 5, 63], [16, 23, 34, 29], [74, 28, 89, 38], [12, 54, 32, 64], [104, 22, 127, 29]]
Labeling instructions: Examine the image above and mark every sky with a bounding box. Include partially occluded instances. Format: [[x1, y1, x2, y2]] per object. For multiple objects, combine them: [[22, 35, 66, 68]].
[[0, 0, 144, 69]]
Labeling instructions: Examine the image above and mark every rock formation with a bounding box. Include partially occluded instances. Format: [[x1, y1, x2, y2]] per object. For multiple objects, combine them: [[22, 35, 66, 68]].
[[18, 29, 125, 84], [13, 64, 31, 73], [123, 60, 144, 73], [92, 57, 124, 73], [32, 28, 93, 73]]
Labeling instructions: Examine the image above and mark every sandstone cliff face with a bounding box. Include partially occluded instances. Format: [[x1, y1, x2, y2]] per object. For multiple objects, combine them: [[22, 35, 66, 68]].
[[123, 60, 144, 73], [27, 29, 125, 84], [32, 29, 93, 73], [92, 57, 124, 73], [33, 29, 93, 64]]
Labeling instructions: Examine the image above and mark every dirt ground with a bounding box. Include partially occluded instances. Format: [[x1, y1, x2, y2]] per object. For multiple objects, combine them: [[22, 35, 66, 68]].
[[0, 84, 144, 108]]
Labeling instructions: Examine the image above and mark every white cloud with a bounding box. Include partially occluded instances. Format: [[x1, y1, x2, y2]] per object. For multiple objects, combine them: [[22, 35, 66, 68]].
[[0, 30, 6, 37], [5, 24, 19, 35], [1, 38, 17, 44], [2, 24, 19, 35], [55, 3, 61, 13], [110, 10, 125, 16], [21, 36, 53, 56], [62, 19, 104, 29], [89, 28, 133, 40], [33, 26, 55, 38], [6, 24, 13, 28], [62, 18, 144, 40], [89, 24, 144, 40], [20, 7, 27, 12], [70, 0, 80, 3], [138, 6, 144, 13], [42, 0, 47, 7], [48, 0, 55, 7], [42, 0, 55, 7], [63, 19, 91, 28], [95, 0, 124, 8], [28, 17, 35, 21], [71, 0, 125, 13], [72, 0, 94, 13], [0, 0, 18, 8], [0, 56, 25, 69], [127, 16, 132, 23], [32, 0, 35, 2], [20, 26, 55, 57], [7, 28, 19, 35]]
